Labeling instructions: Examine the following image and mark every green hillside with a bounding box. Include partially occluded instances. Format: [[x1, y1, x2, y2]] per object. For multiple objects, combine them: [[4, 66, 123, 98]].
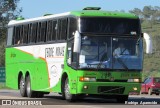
[[129, 6, 160, 80], [142, 21, 160, 79]]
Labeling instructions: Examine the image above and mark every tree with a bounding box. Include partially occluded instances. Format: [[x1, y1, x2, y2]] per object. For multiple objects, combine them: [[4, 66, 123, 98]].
[[129, 8, 142, 18], [129, 6, 160, 77], [143, 6, 152, 19], [0, 0, 21, 66], [130, 6, 160, 21]]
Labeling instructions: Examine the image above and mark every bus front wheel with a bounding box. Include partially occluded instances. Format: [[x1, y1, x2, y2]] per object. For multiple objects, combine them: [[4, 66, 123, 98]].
[[26, 75, 35, 98], [19, 76, 27, 97], [64, 77, 76, 102]]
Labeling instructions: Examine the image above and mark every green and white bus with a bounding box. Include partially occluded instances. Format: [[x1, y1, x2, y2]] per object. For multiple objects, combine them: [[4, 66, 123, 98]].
[[6, 7, 152, 102]]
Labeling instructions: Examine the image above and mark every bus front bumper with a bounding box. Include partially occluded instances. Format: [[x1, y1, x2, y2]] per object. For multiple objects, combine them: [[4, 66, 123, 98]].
[[76, 82, 140, 95]]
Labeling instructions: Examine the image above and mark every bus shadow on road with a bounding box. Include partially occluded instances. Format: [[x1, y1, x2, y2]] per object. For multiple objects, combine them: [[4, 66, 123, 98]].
[[43, 94, 160, 105], [44, 95, 120, 105]]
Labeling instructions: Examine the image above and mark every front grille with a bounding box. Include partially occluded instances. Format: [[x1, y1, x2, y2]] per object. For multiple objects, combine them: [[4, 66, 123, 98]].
[[98, 86, 125, 94]]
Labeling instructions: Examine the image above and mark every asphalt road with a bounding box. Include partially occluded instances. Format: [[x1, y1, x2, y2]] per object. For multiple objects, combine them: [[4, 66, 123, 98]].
[[0, 89, 160, 108]]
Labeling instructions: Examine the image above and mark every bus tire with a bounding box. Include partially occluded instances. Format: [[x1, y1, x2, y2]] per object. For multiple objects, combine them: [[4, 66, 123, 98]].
[[64, 77, 76, 102], [19, 75, 27, 97], [26, 75, 35, 98], [116, 95, 128, 103]]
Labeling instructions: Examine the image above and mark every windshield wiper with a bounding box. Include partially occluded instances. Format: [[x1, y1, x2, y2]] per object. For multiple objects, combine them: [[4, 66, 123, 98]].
[[97, 52, 108, 69], [136, 37, 141, 45], [116, 58, 128, 70]]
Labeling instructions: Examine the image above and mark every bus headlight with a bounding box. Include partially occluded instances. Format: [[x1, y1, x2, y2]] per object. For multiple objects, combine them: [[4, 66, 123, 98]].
[[127, 79, 140, 82], [79, 77, 96, 82]]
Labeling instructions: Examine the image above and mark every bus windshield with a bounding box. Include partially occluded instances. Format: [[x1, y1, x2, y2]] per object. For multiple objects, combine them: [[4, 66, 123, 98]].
[[80, 17, 140, 35], [79, 36, 143, 70]]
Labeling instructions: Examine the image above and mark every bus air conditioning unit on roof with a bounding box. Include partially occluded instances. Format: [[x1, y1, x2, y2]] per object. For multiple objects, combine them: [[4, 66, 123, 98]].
[[83, 7, 101, 10]]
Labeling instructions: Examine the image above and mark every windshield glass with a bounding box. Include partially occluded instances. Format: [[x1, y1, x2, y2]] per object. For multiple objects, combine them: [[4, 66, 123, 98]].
[[78, 36, 143, 70], [80, 17, 140, 36], [79, 36, 111, 69], [112, 37, 143, 70]]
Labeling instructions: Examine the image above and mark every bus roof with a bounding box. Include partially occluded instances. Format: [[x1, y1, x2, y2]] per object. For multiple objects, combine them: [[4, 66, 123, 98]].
[[8, 10, 138, 26], [71, 10, 138, 18]]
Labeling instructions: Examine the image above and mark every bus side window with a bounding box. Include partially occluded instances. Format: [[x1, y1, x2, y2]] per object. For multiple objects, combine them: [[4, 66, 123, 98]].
[[23, 24, 29, 44], [31, 23, 38, 43], [67, 41, 72, 65], [37, 21, 47, 42], [20, 25, 24, 44], [37, 22, 41, 42], [67, 49, 71, 65], [67, 40, 77, 68], [46, 20, 53, 41], [28, 24, 32, 43], [71, 43, 77, 67], [52, 20, 57, 41], [12, 26, 16, 45], [7, 27, 14, 46], [40, 21, 47, 42], [14, 26, 21, 45], [57, 19, 60, 40], [59, 18, 67, 40], [68, 17, 77, 39]]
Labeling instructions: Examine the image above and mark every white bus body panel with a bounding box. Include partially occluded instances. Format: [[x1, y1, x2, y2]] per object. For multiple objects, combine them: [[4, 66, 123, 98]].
[[15, 43, 66, 90]]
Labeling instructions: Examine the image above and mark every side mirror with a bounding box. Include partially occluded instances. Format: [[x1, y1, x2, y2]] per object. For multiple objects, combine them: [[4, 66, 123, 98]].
[[143, 33, 153, 54], [73, 31, 81, 53]]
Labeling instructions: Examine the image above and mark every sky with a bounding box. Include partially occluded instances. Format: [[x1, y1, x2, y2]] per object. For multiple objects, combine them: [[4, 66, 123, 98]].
[[18, 0, 160, 18]]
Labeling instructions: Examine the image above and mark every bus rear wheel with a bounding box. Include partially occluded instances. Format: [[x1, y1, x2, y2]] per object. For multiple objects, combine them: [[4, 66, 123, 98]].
[[64, 77, 76, 102], [19, 76, 27, 97], [26, 75, 35, 98]]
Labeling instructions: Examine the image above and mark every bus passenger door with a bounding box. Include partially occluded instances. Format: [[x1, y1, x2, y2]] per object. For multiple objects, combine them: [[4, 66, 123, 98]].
[[67, 40, 78, 68]]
